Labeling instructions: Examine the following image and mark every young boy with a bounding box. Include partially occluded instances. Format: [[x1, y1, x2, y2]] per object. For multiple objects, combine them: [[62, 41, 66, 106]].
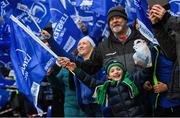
[[66, 57, 151, 117]]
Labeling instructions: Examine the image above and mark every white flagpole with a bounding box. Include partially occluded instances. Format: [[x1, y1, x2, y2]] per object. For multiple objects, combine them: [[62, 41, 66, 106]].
[[10, 15, 58, 59], [16, 3, 41, 33]]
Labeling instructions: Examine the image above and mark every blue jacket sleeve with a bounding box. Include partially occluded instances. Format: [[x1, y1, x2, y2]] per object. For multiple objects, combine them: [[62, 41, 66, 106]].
[[73, 68, 104, 89]]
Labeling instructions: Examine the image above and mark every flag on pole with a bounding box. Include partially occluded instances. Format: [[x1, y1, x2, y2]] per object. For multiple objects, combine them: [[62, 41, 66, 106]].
[[49, 0, 83, 53], [0, 0, 50, 35], [9, 15, 55, 115]]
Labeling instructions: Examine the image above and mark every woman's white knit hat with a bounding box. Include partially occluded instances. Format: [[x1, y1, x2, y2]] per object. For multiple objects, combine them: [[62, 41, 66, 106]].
[[79, 36, 96, 47]]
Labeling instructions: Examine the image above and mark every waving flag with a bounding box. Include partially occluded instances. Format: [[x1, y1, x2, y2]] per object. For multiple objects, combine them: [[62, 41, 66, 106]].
[[76, 0, 119, 16], [89, 15, 106, 44], [124, 0, 137, 26], [134, 0, 158, 44], [63, 0, 76, 16], [92, 0, 116, 16], [0, 0, 20, 18], [49, 0, 83, 53], [168, 0, 180, 16], [9, 15, 55, 115], [15, 0, 50, 35], [0, 0, 50, 35]]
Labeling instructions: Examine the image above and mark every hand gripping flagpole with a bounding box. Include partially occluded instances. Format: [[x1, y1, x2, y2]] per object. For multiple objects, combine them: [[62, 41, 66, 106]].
[[9, 15, 75, 76], [10, 15, 58, 59], [10, 15, 57, 116]]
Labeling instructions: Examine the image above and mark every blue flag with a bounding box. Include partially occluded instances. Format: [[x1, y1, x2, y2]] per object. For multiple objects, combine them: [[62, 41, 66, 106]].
[[0, 89, 12, 110], [0, 53, 11, 68], [76, 7, 96, 33], [92, 0, 116, 16], [168, 0, 180, 16], [15, 0, 50, 35], [0, 0, 20, 18], [0, 73, 13, 110], [1, 0, 50, 35], [0, 21, 11, 50], [76, 0, 136, 25], [10, 16, 55, 115], [0, 73, 15, 89], [49, 0, 83, 53], [133, 0, 158, 44], [124, 0, 137, 26], [76, 0, 83, 6], [89, 15, 106, 44], [76, 0, 118, 16], [64, 0, 76, 16]]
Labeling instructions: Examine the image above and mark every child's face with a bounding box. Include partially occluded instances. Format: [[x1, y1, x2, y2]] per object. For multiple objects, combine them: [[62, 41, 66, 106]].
[[108, 66, 123, 81]]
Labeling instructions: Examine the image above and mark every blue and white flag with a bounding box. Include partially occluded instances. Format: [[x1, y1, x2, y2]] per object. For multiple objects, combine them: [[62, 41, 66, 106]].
[[76, 7, 96, 34], [133, 0, 158, 44], [62, 0, 76, 16], [124, 0, 137, 26], [9, 15, 55, 115], [0, 0, 50, 35], [0, 0, 20, 18], [15, 0, 50, 35], [76, 0, 119, 16], [89, 15, 106, 44], [76, 0, 136, 25], [168, 0, 180, 16], [76, 0, 121, 37], [49, 0, 83, 53]]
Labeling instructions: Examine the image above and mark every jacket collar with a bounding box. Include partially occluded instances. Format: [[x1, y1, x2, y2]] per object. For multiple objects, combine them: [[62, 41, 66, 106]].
[[109, 27, 134, 44], [114, 27, 131, 40]]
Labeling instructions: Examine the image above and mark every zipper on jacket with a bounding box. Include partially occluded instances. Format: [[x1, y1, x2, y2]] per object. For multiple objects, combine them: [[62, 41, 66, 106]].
[[122, 44, 127, 68], [118, 85, 130, 116]]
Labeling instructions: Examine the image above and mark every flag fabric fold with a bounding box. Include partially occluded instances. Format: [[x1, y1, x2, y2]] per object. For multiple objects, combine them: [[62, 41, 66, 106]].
[[9, 15, 55, 115], [133, 0, 158, 44], [49, 0, 83, 53], [168, 0, 180, 16]]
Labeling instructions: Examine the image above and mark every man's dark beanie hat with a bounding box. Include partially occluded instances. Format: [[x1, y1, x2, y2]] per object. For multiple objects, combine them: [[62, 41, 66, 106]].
[[107, 6, 128, 23]]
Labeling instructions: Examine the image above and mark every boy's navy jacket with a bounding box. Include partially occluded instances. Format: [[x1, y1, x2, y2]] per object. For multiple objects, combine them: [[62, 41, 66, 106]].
[[73, 66, 152, 117]]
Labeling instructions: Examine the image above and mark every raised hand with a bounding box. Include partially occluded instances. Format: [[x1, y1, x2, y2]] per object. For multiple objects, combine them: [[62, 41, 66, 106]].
[[148, 4, 166, 24]]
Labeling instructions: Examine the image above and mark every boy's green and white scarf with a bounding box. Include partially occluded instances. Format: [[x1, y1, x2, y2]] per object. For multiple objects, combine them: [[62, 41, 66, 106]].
[[93, 72, 139, 106]]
